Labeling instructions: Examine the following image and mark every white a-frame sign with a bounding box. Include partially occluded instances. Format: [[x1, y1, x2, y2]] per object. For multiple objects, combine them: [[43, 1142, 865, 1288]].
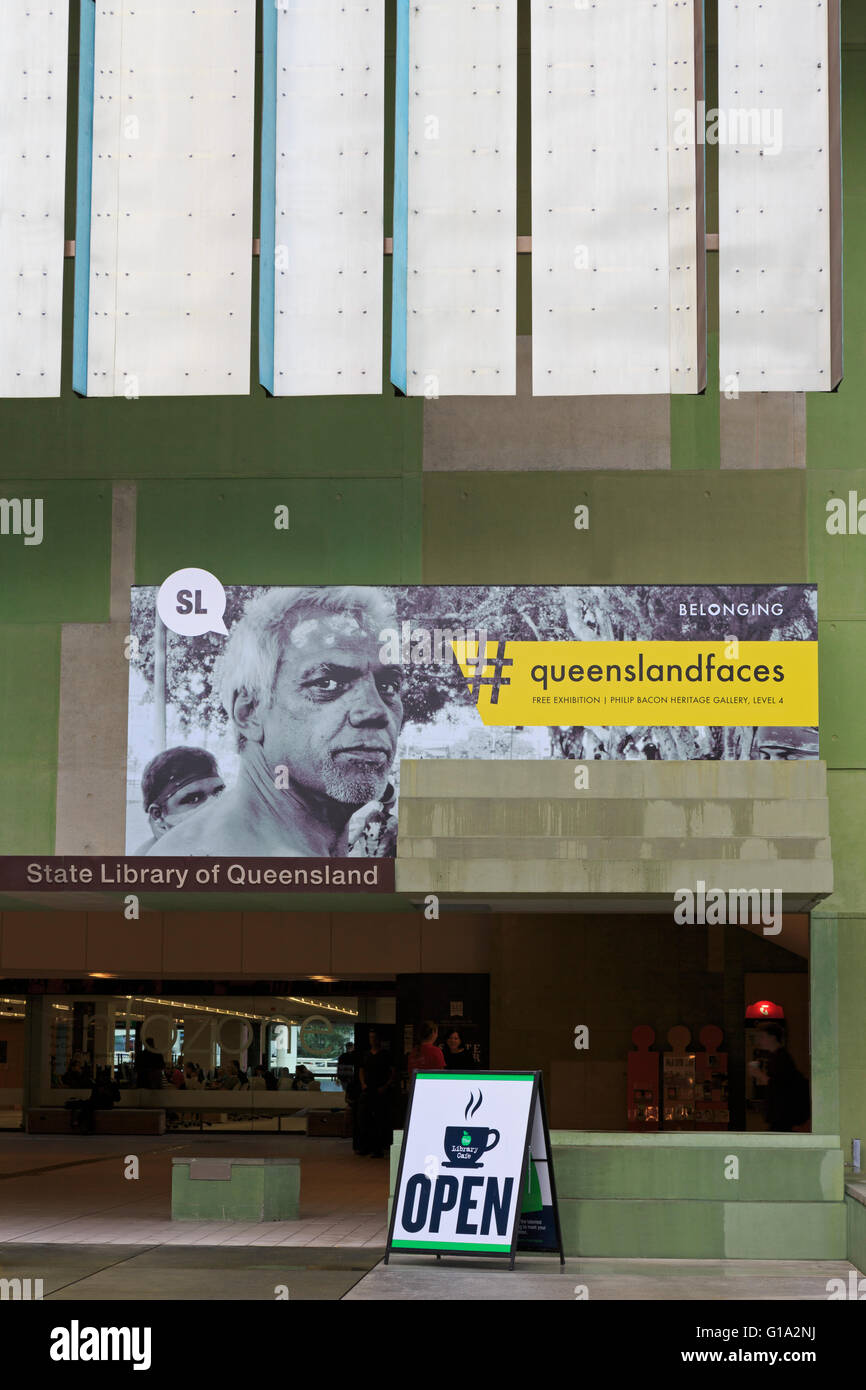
[[386, 1070, 564, 1267]]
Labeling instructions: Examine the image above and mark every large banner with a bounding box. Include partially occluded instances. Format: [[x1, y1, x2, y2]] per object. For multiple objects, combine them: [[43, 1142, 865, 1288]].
[[125, 582, 818, 861]]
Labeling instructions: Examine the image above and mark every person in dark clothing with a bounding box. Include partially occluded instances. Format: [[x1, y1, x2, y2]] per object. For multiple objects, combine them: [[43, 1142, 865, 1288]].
[[750, 1024, 810, 1131], [337, 1043, 363, 1151], [441, 1028, 477, 1070], [357, 1030, 395, 1158], [69, 1067, 121, 1135], [337, 1043, 360, 1096], [62, 1052, 92, 1088], [136, 1038, 165, 1088]]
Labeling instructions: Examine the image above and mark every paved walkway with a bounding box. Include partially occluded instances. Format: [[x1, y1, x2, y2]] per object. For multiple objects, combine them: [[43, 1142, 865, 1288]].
[[0, 1246, 856, 1301], [0, 1133, 388, 1248], [0, 1244, 382, 1300], [346, 1254, 861, 1301], [0, 1136, 859, 1302]]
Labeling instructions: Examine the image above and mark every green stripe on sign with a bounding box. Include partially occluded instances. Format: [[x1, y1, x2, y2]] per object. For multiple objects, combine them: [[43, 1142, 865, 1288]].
[[391, 1240, 510, 1253], [415, 1073, 534, 1081]]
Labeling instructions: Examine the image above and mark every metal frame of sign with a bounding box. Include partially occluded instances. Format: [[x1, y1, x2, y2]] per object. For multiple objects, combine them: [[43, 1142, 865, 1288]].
[[516, 1069, 566, 1264], [385, 1069, 564, 1269]]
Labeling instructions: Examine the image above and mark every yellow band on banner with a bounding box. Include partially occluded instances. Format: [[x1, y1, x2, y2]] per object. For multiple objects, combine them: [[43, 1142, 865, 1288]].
[[453, 641, 818, 728]]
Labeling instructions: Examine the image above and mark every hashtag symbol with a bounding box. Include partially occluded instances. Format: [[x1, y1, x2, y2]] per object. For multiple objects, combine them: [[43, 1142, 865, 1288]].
[[464, 639, 513, 706]]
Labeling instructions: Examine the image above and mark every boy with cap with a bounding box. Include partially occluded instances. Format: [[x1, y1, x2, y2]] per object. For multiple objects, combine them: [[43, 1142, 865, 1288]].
[[134, 746, 225, 855]]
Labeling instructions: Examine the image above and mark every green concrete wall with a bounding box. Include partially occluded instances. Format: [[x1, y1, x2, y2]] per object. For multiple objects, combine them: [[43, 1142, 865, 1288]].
[[135, 480, 422, 586], [848, 1194, 866, 1276], [561, 1199, 846, 1260], [422, 472, 807, 584], [810, 918, 841, 1137], [388, 1131, 848, 1259], [838, 923, 866, 1149], [0, 628, 61, 854], [807, 48, 866, 1169], [0, 483, 111, 624], [550, 1140, 844, 1203]]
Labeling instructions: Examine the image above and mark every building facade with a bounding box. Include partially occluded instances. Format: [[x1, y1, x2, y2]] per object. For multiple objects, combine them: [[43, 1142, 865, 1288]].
[[0, 1, 864, 1264]]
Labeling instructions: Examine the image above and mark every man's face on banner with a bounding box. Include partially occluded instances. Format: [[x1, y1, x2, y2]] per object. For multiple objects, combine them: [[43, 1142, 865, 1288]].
[[259, 612, 403, 806]]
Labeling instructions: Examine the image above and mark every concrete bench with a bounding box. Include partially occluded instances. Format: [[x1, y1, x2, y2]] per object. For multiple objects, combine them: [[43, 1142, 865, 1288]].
[[26, 1107, 165, 1135], [136, 1090, 346, 1132], [171, 1156, 300, 1222], [307, 1109, 353, 1137], [26, 1107, 75, 1134], [94, 1108, 165, 1135], [128, 1089, 345, 1111]]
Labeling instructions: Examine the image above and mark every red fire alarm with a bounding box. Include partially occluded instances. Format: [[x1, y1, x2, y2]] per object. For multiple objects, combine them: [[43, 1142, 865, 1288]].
[[745, 999, 785, 1020]]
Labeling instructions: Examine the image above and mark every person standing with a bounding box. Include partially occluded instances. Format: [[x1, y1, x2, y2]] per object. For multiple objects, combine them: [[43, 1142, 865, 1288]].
[[407, 1021, 445, 1079], [357, 1030, 395, 1157], [337, 1042, 363, 1151], [136, 1037, 164, 1089], [441, 1028, 477, 1070], [749, 1023, 810, 1132]]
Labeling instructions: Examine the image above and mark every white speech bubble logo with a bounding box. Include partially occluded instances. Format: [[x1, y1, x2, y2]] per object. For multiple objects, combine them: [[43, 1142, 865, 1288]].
[[157, 568, 228, 637]]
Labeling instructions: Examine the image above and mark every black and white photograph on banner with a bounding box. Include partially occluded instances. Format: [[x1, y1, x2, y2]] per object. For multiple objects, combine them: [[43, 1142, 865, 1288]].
[[126, 582, 818, 857]]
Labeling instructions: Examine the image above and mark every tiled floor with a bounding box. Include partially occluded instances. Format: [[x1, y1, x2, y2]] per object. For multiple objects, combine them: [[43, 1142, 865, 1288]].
[[0, 1243, 383, 1301], [1, 1134, 860, 1302], [0, 1133, 389, 1247]]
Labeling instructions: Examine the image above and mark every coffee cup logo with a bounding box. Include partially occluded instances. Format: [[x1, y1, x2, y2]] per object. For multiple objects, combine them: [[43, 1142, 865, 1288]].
[[443, 1125, 500, 1168], [443, 1089, 499, 1168]]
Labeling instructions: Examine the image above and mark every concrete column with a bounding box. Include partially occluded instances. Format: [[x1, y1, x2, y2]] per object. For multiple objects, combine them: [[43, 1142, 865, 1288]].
[[87, 1001, 116, 1072], [810, 914, 840, 1136], [23, 997, 50, 1109], [837, 916, 866, 1160], [722, 925, 747, 1130]]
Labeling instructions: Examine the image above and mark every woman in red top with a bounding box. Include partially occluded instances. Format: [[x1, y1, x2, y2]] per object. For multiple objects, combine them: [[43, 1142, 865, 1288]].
[[408, 1020, 445, 1078]]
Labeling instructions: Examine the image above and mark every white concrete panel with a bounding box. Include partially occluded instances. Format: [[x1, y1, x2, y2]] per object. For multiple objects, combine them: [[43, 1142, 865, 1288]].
[[719, 0, 839, 393], [531, 0, 704, 396], [271, 0, 384, 395], [0, 3, 69, 397], [85, 1, 255, 396], [398, 0, 517, 397]]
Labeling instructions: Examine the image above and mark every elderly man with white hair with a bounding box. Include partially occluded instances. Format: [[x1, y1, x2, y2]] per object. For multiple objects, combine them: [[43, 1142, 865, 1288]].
[[149, 587, 403, 858]]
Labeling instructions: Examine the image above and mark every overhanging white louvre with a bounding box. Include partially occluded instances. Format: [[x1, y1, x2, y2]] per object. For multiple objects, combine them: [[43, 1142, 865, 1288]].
[[718, 0, 843, 393], [0, 3, 69, 398], [74, 1, 255, 397], [531, 0, 706, 396], [391, 0, 517, 397], [261, 0, 384, 396]]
